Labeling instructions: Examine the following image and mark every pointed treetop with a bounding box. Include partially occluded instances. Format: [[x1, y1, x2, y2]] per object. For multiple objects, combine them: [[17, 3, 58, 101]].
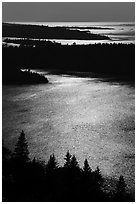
[[64, 151, 72, 167], [83, 158, 91, 173], [14, 131, 29, 163], [46, 154, 58, 172], [70, 155, 79, 168], [94, 166, 103, 183]]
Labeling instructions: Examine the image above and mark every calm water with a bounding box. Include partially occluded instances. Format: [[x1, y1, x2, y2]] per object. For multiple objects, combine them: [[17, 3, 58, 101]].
[[4, 21, 135, 44], [3, 73, 135, 191]]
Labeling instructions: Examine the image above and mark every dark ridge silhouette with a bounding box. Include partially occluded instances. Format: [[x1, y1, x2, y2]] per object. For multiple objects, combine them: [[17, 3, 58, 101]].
[[2, 40, 135, 82], [2, 68, 48, 85], [2, 23, 110, 40], [3, 38, 62, 47], [2, 131, 134, 202]]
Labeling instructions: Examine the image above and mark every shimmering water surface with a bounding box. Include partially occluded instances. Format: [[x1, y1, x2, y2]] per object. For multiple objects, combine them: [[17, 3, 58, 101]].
[[3, 73, 135, 191]]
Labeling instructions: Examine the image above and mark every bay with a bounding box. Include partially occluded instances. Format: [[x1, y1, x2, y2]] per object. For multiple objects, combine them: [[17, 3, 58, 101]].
[[2, 72, 135, 192]]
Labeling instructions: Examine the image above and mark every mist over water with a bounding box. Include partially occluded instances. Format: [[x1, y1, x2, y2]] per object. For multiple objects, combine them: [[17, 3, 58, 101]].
[[5, 22, 135, 44], [3, 72, 135, 192]]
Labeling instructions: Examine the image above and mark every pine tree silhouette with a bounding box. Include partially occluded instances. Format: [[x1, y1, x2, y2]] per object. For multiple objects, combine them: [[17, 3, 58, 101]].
[[64, 154, 81, 201], [14, 130, 29, 163], [94, 166, 102, 184], [83, 158, 91, 174], [46, 154, 58, 174], [45, 154, 58, 201], [90, 166, 104, 201], [70, 155, 79, 169], [64, 151, 72, 168], [81, 159, 93, 201]]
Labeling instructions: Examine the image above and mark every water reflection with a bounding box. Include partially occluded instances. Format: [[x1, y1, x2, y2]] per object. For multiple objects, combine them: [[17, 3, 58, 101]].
[[2, 73, 135, 191]]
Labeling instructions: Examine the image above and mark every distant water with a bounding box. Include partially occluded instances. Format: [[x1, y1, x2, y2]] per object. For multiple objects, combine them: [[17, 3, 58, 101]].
[[5, 21, 135, 45], [3, 72, 135, 193]]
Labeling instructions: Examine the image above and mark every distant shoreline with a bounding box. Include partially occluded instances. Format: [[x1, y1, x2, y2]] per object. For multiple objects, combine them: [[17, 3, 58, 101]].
[[2, 21, 135, 45], [2, 22, 111, 41]]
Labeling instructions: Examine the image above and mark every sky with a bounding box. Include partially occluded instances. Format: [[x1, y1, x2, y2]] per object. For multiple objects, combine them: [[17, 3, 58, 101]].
[[2, 2, 135, 22]]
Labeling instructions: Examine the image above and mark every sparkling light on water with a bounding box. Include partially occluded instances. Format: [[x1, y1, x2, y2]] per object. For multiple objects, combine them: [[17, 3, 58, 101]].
[[3, 74, 135, 191]]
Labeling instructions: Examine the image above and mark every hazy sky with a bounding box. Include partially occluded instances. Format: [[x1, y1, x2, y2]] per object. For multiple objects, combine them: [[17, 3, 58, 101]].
[[2, 2, 135, 22]]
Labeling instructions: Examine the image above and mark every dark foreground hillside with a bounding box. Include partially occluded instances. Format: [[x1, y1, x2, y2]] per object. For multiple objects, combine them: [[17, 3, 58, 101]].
[[2, 41, 135, 82], [3, 131, 134, 202]]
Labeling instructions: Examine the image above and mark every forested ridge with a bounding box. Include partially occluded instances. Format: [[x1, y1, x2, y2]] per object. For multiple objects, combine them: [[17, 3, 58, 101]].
[[3, 41, 135, 83]]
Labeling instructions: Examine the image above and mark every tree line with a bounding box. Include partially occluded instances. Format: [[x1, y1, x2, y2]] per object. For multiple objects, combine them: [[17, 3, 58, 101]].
[[3, 69, 48, 85], [3, 42, 135, 83], [3, 131, 134, 202]]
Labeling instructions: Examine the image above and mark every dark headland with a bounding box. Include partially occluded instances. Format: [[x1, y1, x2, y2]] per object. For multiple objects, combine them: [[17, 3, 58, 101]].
[[3, 22, 111, 40], [2, 68, 48, 85]]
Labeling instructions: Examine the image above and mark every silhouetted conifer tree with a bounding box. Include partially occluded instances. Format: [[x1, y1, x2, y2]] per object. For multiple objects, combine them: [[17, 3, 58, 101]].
[[32, 157, 36, 164], [64, 154, 81, 201], [81, 159, 93, 201], [64, 151, 72, 168], [91, 166, 104, 201], [70, 155, 79, 169], [2, 143, 134, 202], [6, 131, 31, 201], [13, 130, 29, 163], [94, 166, 102, 184], [45, 154, 58, 176], [45, 154, 59, 201], [83, 158, 91, 173]]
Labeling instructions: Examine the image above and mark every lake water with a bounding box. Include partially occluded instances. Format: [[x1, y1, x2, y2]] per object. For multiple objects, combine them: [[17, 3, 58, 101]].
[[2, 72, 135, 192]]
